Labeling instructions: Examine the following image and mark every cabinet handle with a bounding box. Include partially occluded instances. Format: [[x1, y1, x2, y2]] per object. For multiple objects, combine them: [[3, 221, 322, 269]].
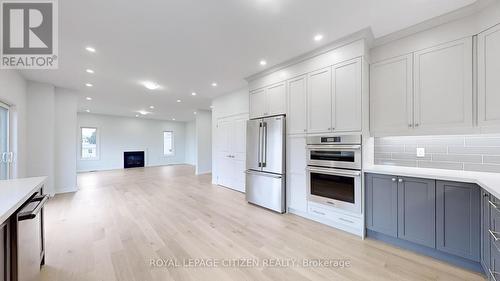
[[391, 178, 396, 182], [398, 179, 403, 183], [339, 218, 354, 224], [313, 210, 326, 216], [489, 229, 500, 241], [490, 268, 499, 281], [408, 124, 413, 128], [303, 129, 307, 132], [415, 123, 420, 127]]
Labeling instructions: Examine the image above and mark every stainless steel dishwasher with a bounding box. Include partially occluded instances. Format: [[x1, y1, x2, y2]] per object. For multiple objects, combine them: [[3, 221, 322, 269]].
[[14, 194, 48, 281]]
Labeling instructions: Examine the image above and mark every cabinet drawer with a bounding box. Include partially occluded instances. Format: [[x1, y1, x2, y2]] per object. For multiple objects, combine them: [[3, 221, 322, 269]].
[[308, 203, 362, 228]]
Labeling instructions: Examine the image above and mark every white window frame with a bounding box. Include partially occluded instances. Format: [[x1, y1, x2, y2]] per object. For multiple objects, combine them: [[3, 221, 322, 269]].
[[163, 131, 174, 156], [80, 126, 99, 161]]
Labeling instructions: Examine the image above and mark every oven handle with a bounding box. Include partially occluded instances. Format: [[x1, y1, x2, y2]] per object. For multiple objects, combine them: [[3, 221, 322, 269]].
[[306, 144, 361, 150], [306, 167, 361, 177]]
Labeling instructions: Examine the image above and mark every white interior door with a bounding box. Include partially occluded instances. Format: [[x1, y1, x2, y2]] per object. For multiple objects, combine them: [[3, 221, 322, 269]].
[[0, 103, 9, 180]]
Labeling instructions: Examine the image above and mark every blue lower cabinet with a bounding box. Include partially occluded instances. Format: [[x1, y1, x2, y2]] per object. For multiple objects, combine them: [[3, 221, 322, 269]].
[[436, 181, 480, 261], [365, 173, 398, 237], [481, 190, 491, 273], [397, 177, 436, 248], [365, 173, 484, 273]]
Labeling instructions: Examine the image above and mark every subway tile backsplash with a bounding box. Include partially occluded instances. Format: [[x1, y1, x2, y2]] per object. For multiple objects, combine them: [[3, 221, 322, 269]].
[[374, 135, 500, 173]]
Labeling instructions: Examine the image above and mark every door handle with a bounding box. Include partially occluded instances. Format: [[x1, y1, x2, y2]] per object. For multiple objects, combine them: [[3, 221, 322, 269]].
[[262, 122, 267, 168], [244, 170, 282, 179]]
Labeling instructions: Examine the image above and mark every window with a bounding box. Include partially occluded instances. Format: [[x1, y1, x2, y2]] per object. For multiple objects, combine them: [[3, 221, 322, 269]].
[[163, 131, 174, 156], [81, 127, 98, 159]]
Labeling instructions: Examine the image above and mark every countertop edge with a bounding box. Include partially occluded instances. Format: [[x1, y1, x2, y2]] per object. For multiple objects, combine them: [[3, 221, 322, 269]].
[[0, 176, 47, 225], [363, 165, 500, 199]]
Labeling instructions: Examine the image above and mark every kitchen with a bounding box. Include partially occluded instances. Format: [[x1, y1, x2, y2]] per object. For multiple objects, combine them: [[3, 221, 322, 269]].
[[1, 0, 500, 280]]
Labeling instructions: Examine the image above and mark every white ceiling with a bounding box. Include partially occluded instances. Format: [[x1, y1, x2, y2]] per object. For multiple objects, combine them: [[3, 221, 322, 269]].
[[20, 0, 479, 121]]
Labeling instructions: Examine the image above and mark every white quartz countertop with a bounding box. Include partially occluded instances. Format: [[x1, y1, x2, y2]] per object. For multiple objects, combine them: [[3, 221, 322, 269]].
[[0, 176, 47, 224], [364, 165, 500, 199]]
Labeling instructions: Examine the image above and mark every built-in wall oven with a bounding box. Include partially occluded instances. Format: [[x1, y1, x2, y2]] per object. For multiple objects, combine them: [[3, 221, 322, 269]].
[[306, 135, 362, 214]]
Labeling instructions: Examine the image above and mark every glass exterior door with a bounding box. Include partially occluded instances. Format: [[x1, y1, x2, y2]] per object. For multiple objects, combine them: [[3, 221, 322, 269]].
[[0, 103, 9, 180]]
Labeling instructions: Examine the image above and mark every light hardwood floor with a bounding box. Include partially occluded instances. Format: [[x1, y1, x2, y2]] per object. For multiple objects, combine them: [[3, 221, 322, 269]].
[[40, 165, 485, 281]]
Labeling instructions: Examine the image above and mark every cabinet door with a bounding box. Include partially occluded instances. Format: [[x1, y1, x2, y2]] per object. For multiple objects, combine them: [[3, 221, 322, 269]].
[[370, 54, 413, 135], [307, 67, 332, 134], [398, 177, 436, 248], [0, 222, 5, 281], [333, 58, 362, 132], [481, 190, 491, 272], [287, 75, 307, 134], [478, 24, 500, 128], [413, 38, 473, 130], [249, 88, 267, 119], [267, 82, 286, 116], [288, 173, 307, 213], [365, 173, 398, 237], [436, 181, 480, 261]]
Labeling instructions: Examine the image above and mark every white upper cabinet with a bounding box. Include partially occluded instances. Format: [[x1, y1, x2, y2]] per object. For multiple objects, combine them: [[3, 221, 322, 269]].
[[287, 75, 307, 134], [267, 82, 286, 116], [333, 58, 362, 132], [478, 24, 500, 129], [249, 88, 267, 119], [249, 82, 286, 119], [413, 38, 473, 131], [307, 67, 332, 134], [370, 54, 413, 135]]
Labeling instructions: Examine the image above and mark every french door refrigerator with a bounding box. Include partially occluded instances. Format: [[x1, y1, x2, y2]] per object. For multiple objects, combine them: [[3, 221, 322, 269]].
[[245, 115, 285, 213]]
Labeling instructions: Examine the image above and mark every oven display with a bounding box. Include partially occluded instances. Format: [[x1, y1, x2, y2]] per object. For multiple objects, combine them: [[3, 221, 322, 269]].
[[310, 173, 355, 203], [321, 137, 341, 143]]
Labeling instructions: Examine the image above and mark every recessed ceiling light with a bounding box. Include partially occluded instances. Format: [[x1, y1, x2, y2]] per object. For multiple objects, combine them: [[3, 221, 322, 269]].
[[85, 83, 93, 87], [138, 110, 149, 115], [211, 82, 217, 87], [86, 97, 92, 101], [210, 105, 214, 109], [314, 34, 324, 41], [176, 99, 181, 103], [172, 118, 176, 121], [86, 69, 94, 74], [135, 114, 139, 117], [193, 112, 197, 115], [191, 92, 197, 96], [149, 105, 154, 109], [260, 60, 267, 66], [85, 109, 90, 113], [142, 81, 160, 90], [85, 46, 96, 53]]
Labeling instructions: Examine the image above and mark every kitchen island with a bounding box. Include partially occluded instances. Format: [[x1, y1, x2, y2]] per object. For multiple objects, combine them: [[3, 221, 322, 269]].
[[0, 177, 47, 281]]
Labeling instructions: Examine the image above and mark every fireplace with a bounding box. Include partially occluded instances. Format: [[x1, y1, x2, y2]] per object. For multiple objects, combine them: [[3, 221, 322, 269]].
[[124, 151, 145, 168]]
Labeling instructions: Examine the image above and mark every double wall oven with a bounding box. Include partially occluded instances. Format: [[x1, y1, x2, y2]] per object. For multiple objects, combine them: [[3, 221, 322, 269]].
[[306, 135, 362, 214]]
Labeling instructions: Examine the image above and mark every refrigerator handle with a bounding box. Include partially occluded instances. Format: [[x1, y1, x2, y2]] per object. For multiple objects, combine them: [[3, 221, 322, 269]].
[[262, 121, 267, 167], [258, 122, 262, 167]]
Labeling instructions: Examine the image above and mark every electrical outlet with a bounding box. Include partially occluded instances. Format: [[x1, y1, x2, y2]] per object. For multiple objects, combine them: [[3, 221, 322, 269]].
[[416, 147, 426, 158]]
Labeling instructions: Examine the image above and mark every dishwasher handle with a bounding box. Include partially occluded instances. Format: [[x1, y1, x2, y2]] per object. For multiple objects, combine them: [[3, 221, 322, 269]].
[[18, 195, 49, 221]]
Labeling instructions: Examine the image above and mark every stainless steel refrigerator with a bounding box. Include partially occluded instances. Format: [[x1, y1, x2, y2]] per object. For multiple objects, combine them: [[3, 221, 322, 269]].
[[245, 115, 285, 213]]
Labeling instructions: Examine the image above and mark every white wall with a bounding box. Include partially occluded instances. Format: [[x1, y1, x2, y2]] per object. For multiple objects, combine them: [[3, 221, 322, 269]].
[[185, 120, 196, 166], [211, 88, 249, 184], [54, 88, 78, 193], [27, 81, 55, 194], [0, 70, 27, 179], [25, 82, 78, 194], [77, 113, 187, 172], [195, 110, 212, 175]]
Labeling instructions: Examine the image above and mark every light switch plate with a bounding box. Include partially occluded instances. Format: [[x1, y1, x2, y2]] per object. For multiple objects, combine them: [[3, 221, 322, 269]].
[[416, 147, 425, 157]]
